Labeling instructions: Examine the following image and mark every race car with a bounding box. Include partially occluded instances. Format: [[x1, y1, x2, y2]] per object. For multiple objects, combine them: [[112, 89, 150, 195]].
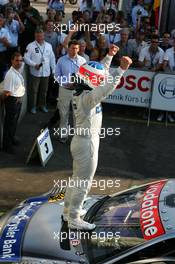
[[1, 179, 175, 264]]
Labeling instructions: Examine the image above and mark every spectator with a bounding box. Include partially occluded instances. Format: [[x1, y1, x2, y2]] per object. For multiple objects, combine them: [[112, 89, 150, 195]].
[[4, 0, 19, 13], [104, 0, 118, 12], [46, 8, 56, 21], [55, 40, 86, 143], [24, 28, 56, 114], [112, 28, 133, 66], [48, 0, 64, 17], [139, 16, 152, 40], [164, 35, 175, 72], [67, 10, 79, 28], [5, 8, 25, 63], [115, 10, 128, 28], [44, 20, 59, 104], [160, 32, 172, 52], [105, 22, 121, 48], [19, 0, 42, 54], [132, 0, 148, 28], [92, 0, 104, 19], [44, 19, 58, 57], [0, 13, 11, 82], [54, 10, 63, 23], [0, 0, 8, 14], [78, 39, 89, 62], [2, 52, 25, 154], [128, 30, 147, 67], [56, 24, 67, 58], [90, 34, 108, 61], [78, 0, 94, 14], [106, 8, 116, 22], [138, 34, 164, 71], [82, 10, 91, 24]]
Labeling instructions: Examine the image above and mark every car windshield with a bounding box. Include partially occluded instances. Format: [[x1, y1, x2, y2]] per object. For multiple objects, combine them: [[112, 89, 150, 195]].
[[83, 186, 147, 264]]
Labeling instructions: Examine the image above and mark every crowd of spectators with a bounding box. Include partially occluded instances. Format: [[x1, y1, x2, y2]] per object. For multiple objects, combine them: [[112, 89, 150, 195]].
[[0, 0, 175, 152]]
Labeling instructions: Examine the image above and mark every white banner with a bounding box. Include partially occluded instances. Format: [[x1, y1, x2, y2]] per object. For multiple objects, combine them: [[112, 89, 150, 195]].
[[151, 73, 175, 111], [105, 69, 154, 108]]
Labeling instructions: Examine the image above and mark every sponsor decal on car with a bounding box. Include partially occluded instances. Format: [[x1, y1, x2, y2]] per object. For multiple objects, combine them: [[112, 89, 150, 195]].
[[0, 198, 47, 262], [140, 180, 167, 240], [49, 193, 65, 203]]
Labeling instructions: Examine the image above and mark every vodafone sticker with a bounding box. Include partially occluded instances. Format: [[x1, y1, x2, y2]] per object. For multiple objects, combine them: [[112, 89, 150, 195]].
[[140, 180, 167, 240]]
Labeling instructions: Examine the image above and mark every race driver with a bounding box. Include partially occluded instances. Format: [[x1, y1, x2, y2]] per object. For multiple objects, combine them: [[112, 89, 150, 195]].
[[63, 44, 132, 230]]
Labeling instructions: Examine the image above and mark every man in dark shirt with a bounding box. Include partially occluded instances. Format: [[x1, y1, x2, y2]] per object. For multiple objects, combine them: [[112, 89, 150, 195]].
[[19, 0, 42, 54]]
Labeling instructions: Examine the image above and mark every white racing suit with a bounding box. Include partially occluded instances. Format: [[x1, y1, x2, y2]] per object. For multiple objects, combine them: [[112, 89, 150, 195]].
[[63, 55, 125, 220]]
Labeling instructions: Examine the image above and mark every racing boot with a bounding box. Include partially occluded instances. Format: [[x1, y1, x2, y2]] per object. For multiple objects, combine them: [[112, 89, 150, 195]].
[[62, 209, 87, 222], [68, 218, 96, 231]]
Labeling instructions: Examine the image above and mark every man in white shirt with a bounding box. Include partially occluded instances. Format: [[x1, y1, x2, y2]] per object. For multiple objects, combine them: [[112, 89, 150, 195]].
[[138, 34, 164, 71], [2, 52, 24, 154], [164, 36, 175, 72], [24, 28, 56, 114], [132, 0, 148, 28]]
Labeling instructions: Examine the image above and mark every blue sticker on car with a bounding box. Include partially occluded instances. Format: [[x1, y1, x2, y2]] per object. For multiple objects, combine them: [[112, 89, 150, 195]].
[[0, 198, 47, 262]]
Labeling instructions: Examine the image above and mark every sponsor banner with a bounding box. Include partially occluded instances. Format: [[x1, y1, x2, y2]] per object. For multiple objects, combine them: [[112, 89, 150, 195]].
[[140, 180, 167, 240], [0, 199, 47, 262], [104, 69, 154, 108], [151, 73, 175, 111]]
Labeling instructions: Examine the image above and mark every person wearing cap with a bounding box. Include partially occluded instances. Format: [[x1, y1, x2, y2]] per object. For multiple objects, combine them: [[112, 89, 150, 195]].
[[0, 13, 11, 82], [5, 8, 25, 64], [2, 52, 25, 154], [24, 28, 56, 114]]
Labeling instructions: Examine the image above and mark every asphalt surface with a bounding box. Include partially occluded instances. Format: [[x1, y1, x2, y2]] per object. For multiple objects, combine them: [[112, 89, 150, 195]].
[[0, 103, 175, 211]]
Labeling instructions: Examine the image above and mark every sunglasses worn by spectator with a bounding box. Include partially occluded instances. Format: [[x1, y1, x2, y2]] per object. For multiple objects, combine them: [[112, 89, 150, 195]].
[[14, 59, 23, 62], [152, 41, 159, 44]]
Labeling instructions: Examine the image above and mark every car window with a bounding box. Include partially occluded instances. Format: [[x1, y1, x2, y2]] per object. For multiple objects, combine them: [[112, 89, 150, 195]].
[[83, 187, 146, 264], [82, 180, 175, 264]]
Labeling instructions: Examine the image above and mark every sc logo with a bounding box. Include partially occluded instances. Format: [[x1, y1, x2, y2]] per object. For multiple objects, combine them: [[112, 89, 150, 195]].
[[158, 77, 175, 99]]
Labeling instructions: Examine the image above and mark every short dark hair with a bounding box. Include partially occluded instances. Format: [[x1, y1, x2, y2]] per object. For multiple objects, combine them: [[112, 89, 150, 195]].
[[151, 34, 159, 40], [72, 11, 78, 16], [163, 32, 170, 36], [22, 0, 30, 7], [11, 52, 22, 61], [45, 19, 54, 25], [68, 39, 80, 48]]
